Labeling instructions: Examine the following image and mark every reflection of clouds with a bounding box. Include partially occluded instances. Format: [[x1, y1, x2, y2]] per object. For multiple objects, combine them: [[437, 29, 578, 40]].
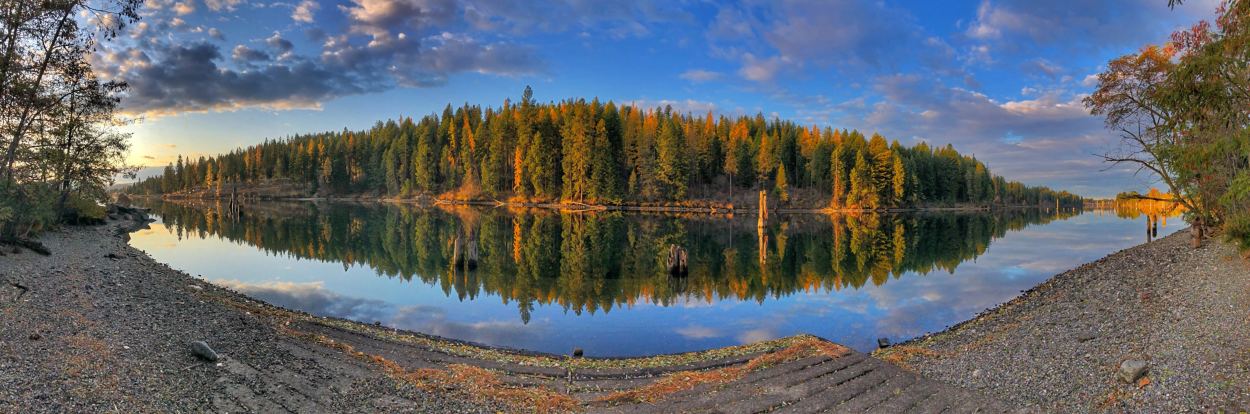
[[672, 297, 719, 308], [213, 279, 548, 348], [216, 279, 395, 323], [737, 328, 778, 344], [390, 306, 545, 347], [675, 324, 722, 340], [791, 291, 872, 315], [1015, 258, 1075, 274]]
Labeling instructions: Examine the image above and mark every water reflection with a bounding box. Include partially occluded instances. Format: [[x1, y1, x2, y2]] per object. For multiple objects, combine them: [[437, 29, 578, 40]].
[[140, 199, 1084, 322], [1112, 197, 1185, 242]]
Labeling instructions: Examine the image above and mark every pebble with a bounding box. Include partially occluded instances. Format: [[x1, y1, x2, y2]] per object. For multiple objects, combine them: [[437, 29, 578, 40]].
[[190, 341, 219, 362], [1119, 360, 1149, 383]]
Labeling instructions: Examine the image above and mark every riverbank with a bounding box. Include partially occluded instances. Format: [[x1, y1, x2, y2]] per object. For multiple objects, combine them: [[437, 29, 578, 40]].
[[0, 215, 1005, 412], [879, 227, 1250, 412]]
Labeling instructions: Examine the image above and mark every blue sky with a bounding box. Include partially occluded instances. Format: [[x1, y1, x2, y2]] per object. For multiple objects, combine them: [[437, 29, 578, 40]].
[[96, 0, 1220, 197]]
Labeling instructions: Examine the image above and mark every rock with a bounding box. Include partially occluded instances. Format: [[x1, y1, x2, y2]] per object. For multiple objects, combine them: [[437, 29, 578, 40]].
[[877, 338, 891, 349], [572, 348, 584, 358], [1119, 360, 1148, 383], [187, 284, 203, 291], [28, 333, 41, 341], [190, 341, 219, 362], [1077, 333, 1096, 342]]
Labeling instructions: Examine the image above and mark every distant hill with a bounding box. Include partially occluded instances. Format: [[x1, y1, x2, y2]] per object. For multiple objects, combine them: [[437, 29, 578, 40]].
[[114, 166, 165, 184]]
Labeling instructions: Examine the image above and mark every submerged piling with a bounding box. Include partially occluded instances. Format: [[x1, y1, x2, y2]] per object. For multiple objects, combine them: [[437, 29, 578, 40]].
[[667, 244, 688, 276]]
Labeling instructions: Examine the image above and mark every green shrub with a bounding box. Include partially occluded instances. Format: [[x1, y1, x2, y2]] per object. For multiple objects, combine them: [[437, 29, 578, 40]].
[[62, 194, 107, 225], [0, 180, 59, 238]]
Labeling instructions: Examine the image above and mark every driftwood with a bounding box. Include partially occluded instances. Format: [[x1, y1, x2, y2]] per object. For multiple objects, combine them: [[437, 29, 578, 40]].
[[667, 244, 688, 276], [1, 237, 50, 255]]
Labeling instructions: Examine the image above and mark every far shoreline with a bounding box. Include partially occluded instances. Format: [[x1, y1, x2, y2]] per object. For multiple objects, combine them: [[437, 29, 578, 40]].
[[129, 192, 1081, 216]]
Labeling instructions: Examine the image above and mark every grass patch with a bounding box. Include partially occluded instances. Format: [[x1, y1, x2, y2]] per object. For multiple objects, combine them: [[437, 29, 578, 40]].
[[874, 345, 941, 371], [283, 327, 579, 413], [597, 336, 849, 404]]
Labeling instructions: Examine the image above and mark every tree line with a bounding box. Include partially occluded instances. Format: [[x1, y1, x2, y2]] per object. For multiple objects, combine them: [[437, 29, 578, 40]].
[[129, 86, 1083, 210]]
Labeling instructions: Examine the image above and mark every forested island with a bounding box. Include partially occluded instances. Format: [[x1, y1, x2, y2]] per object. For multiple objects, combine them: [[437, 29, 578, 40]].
[[128, 87, 1082, 211]]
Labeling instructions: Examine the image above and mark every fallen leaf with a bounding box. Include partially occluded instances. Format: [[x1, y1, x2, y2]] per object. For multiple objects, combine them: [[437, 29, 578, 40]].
[[1137, 376, 1151, 389]]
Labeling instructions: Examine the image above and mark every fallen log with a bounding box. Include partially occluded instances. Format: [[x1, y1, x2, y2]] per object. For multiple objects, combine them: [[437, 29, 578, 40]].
[[1, 237, 50, 255]]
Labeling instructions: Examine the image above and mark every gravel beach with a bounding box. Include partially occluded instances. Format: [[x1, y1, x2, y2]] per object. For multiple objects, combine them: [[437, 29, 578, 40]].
[[885, 228, 1250, 412]]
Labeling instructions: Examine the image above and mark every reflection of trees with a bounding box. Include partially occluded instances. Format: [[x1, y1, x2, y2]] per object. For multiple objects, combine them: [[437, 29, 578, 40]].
[[142, 200, 1082, 322], [1113, 195, 1185, 220], [1107, 189, 1184, 242]]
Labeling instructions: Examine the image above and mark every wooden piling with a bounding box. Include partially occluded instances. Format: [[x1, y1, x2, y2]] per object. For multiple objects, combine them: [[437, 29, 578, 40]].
[[667, 244, 688, 276], [758, 190, 767, 228]]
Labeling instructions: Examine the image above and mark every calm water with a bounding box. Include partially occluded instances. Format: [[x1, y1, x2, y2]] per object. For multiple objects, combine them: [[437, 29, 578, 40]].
[[129, 200, 1181, 356]]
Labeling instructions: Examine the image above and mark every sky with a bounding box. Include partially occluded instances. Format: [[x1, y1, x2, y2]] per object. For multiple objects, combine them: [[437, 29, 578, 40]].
[[94, 0, 1221, 198]]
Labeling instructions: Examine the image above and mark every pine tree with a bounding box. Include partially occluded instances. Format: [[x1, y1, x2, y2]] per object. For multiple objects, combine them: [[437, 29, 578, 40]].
[[589, 119, 620, 202], [830, 145, 847, 207], [848, 152, 877, 209], [775, 163, 789, 203], [892, 154, 906, 206], [656, 117, 688, 200]]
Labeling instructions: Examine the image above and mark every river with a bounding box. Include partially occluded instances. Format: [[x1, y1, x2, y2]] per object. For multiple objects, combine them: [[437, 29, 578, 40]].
[[128, 199, 1181, 357]]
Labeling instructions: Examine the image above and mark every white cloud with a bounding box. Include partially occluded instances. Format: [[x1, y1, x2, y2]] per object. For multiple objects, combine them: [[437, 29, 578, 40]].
[[173, 1, 194, 15], [1081, 73, 1099, 88], [626, 98, 717, 115], [204, 0, 243, 12], [738, 53, 782, 82], [292, 0, 319, 23], [679, 69, 721, 83]]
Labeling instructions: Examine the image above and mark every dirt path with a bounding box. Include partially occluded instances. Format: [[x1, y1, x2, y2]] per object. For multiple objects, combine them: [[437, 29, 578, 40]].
[[885, 228, 1250, 412], [0, 217, 1008, 413]]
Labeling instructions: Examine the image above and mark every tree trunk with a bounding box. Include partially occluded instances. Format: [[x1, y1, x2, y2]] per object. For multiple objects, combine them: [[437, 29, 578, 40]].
[[1192, 217, 1203, 249], [56, 95, 78, 214], [2, 6, 72, 180]]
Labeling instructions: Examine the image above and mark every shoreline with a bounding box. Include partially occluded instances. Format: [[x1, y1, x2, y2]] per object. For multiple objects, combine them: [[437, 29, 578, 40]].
[[877, 227, 1250, 412], [135, 193, 1077, 216]]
